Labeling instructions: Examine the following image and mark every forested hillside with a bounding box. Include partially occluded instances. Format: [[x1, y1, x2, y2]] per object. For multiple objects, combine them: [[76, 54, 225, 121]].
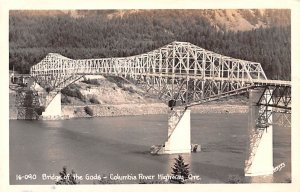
[[9, 9, 291, 80]]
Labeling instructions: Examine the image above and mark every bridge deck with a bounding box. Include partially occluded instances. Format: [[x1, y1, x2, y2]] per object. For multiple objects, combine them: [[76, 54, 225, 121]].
[[252, 79, 291, 86], [77, 72, 291, 86]]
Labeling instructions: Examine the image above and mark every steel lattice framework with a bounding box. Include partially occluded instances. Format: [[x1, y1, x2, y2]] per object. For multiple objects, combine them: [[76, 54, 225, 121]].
[[30, 41, 291, 108], [29, 41, 292, 176]]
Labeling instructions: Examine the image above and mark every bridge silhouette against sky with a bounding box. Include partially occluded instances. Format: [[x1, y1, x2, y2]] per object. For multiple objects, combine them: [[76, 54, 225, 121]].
[[28, 41, 291, 178]]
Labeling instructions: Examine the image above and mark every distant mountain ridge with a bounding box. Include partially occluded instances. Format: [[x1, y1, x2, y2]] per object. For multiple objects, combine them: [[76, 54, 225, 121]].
[[11, 9, 290, 32], [102, 9, 290, 31]]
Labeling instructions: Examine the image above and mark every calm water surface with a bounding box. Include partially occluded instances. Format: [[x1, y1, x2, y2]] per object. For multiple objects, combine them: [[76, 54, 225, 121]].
[[9, 113, 291, 184]]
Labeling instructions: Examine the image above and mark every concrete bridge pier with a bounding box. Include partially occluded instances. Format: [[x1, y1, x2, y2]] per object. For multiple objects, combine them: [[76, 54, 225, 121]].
[[41, 92, 62, 120], [163, 109, 191, 154], [245, 89, 273, 177], [150, 108, 201, 154]]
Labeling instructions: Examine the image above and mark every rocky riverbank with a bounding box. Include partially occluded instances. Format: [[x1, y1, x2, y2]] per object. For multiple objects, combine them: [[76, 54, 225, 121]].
[[9, 75, 249, 120], [10, 101, 248, 120], [61, 103, 248, 119], [62, 103, 168, 118]]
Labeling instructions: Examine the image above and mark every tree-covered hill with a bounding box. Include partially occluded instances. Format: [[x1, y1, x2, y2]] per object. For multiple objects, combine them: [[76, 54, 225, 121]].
[[9, 9, 291, 80]]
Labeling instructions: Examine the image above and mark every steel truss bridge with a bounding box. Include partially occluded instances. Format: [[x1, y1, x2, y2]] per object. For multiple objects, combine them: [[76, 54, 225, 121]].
[[29, 41, 291, 176], [30, 41, 291, 110]]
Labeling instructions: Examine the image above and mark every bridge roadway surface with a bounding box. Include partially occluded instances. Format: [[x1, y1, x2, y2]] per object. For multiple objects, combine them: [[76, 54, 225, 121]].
[[73, 72, 290, 86]]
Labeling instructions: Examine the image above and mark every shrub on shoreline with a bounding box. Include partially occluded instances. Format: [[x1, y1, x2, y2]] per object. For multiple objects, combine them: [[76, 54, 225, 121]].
[[61, 85, 85, 102], [89, 97, 100, 104], [82, 79, 100, 85], [84, 106, 94, 116]]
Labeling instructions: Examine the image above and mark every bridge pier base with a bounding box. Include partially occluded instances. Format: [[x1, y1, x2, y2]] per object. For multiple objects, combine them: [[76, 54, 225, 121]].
[[41, 92, 62, 120], [245, 89, 273, 176], [151, 109, 193, 154]]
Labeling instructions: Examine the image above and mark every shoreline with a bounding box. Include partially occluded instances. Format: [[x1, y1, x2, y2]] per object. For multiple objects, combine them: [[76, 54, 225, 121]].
[[62, 103, 249, 119], [9, 103, 248, 120]]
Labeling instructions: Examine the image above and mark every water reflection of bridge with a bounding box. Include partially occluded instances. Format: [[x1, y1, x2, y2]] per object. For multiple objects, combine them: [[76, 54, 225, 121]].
[[26, 41, 291, 177]]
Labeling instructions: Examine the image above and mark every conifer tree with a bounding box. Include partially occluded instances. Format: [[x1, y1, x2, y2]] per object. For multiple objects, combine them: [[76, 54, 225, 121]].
[[171, 155, 190, 184], [56, 166, 79, 185]]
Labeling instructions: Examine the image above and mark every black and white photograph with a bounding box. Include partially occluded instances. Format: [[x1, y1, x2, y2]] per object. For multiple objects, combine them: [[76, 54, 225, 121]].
[[1, 0, 300, 191]]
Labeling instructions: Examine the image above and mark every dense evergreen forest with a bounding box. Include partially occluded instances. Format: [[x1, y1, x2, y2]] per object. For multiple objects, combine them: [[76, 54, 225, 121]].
[[9, 10, 291, 80]]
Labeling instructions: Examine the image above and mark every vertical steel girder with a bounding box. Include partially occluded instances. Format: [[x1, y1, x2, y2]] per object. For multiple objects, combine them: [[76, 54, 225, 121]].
[[30, 41, 290, 108], [256, 86, 291, 127]]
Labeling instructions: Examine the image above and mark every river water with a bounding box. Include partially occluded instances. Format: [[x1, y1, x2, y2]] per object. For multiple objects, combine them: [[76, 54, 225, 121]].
[[9, 113, 291, 184]]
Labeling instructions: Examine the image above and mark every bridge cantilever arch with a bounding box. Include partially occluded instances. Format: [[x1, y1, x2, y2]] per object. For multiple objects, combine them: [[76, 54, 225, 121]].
[[29, 41, 291, 177]]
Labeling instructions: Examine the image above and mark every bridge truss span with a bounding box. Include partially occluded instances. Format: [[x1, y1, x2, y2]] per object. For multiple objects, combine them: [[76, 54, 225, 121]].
[[30, 41, 273, 107]]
